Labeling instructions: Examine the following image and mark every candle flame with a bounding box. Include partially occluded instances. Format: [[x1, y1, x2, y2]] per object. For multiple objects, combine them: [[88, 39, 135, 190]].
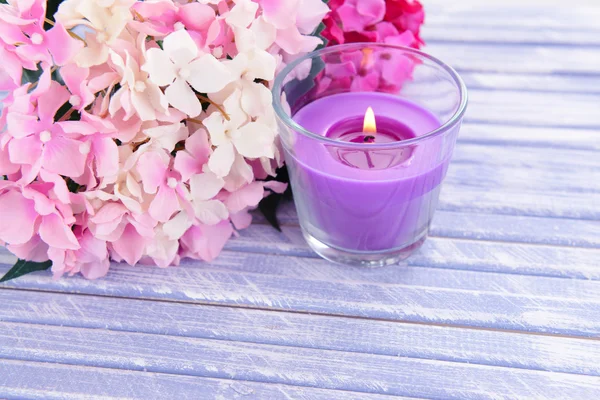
[[363, 106, 376, 134]]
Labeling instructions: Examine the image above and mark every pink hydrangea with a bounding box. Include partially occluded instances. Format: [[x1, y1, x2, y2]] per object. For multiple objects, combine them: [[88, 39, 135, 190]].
[[0, 0, 322, 280], [322, 0, 425, 48]]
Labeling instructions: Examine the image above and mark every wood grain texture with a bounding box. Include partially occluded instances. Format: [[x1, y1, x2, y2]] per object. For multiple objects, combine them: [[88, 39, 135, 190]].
[[0, 360, 402, 400], [2, 322, 600, 399], [2, 251, 600, 336], [2, 289, 600, 376], [425, 2, 600, 31], [225, 225, 600, 278], [251, 200, 600, 250], [1, 1, 599, 398], [464, 90, 600, 129], [426, 43, 600, 75], [457, 124, 600, 151], [430, 212, 600, 249], [425, 26, 600, 46], [460, 72, 600, 95]]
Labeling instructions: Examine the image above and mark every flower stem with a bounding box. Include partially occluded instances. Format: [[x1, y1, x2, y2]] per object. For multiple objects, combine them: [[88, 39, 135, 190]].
[[132, 10, 145, 22], [58, 107, 75, 122], [68, 30, 87, 44], [28, 65, 58, 91], [196, 94, 230, 121], [44, 18, 55, 27], [187, 118, 204, 125]]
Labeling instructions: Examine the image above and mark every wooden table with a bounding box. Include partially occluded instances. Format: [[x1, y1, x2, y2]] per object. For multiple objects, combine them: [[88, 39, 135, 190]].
[[2, 1, 600, 398]]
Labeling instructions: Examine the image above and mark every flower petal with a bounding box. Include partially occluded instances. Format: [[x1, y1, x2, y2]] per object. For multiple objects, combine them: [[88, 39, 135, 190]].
[[7, 235, 49, 263], [180, 221, 233, 262], [208, 140, 235, 177], [225, 0, 259, 28], [230, 210, 253, 230], [232, 121, 275, 159], [165, 77, 202, 117], [0, 191, 37, 245], [190, 171, 225, 202], [43, 137, 87, 178], [224, 182, 264, 213], [144, 123, 188, 152], [193, 199, 229, 225], [187, 54, 235, 94], [163, 29, 198, 67], [179, 3, 215, 31], [112, 224, 146, 265], [137, 151, 168, 194], [149, 185, 180, 223], [93, 137, 119, 177], [296, 0, 330, 34], [45, 23, 84, 65], [8, 136, 43, 165], [142, 47, 177, 86], [39, 213, 80, 250], [163, 211, 193, 241]]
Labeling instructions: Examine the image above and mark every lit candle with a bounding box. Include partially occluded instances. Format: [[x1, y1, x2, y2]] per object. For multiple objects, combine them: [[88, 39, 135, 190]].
[[288, 92, 448, 256], [326, 106, 416, 169], [273, 43, 467, 266]]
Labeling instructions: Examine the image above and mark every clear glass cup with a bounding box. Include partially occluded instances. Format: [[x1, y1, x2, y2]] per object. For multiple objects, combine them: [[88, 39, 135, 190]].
[[272, 43, 468, 267]]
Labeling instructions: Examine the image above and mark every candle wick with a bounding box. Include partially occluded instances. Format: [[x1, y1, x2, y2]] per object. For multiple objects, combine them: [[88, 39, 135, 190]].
[[363, 135, 375, 143], [365, 151, 375, 169]]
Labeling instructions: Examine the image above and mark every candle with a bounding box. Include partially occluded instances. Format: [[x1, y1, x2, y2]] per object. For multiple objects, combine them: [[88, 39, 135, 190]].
[[273, 42, 467, 266], [325, 106, 416, 169], [286, 92, 450, 257]]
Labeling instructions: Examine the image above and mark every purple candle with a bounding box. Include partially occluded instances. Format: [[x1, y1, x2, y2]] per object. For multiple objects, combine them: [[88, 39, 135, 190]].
[[273, 43, 466, 266], [287, 92, 448, 256]]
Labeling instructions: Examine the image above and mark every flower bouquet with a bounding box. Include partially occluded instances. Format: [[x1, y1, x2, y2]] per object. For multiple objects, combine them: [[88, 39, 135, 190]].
[[0, 0, 424, 281]]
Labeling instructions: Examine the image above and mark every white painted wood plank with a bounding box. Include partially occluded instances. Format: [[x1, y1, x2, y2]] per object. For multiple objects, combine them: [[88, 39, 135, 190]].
[[426, 43, 600, 75], [425, 2, 600, 31], [253, 202, 600, 248], [439, 185, 599, 219], [424, 26, 600, 46], [460, 72, 600, 95], [430, 212, 600, 248], [2, 322, 600, 399], [464, 90, 600, 129], [451, 143, 599, 170], [0, 359, 399, 400], [2, 251, 600, 335], [2, 289, 600, 376], [448, 144, 599, 194], [446, 163, 597, 194], [224, 224, 600, 278], [457, 124, 600, 151]]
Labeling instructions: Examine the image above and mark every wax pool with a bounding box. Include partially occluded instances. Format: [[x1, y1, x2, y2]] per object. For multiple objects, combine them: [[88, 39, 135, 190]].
[[286, 92, 451, 253]]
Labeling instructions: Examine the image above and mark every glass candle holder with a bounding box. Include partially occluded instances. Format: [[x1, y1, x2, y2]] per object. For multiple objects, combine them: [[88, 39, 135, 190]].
[[272, 43, 468, 267]]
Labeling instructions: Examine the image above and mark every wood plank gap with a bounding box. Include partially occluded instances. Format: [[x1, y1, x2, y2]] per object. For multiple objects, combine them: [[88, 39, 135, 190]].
[[2, 287, 598, 343]]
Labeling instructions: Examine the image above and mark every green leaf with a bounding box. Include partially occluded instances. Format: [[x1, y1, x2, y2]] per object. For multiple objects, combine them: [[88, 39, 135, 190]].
[[258, 166, 292, 232], [21, 65, 43, 85], [313, 21, 329, 50], [0, 259, 52, 283]]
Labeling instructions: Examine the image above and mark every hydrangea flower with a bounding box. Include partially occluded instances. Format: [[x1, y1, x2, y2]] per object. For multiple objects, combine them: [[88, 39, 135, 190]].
[[0, 0, 331, 281]]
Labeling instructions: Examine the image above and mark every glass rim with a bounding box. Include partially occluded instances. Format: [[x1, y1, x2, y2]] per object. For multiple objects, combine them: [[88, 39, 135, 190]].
[[272, 42, 468, 149]]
